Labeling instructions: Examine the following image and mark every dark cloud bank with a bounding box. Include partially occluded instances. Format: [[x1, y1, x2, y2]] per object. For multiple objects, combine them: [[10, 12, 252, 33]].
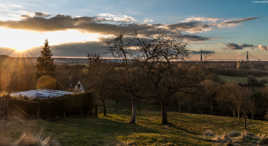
[[0, 12, 259, 57]]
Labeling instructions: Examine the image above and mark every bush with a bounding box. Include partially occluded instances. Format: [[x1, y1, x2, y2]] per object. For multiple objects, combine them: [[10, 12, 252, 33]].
[[36, 75, 57, 90]]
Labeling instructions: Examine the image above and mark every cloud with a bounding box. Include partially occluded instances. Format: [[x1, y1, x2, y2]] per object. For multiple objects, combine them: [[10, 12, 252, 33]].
[[0, 13, 258, 47], [217, 17, 258, 28], [178, 34, 210, 41], [97, 13, 136, 23], [190, 50, 215, 55], [0, 3, 34, 21], [183, 17, 220, 23], [34, 12, 50, 18], [24, 41, 110, 57], [0, 14, 95, 31], [252, 0, 268, 4], [225, 43, 268, 52], [0, 13, 209, 42], [143, 18, 154, 24], [168, 21, 212, 33], [168, 17, 258, 33], [20, 34, 210, 57], [226, 43, 255, 50], [0, 14, 149, 36], [0, 13, 257, 34]]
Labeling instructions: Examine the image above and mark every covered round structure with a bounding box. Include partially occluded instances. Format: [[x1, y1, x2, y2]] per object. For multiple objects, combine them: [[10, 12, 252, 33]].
[[10, 89, 73, 99]]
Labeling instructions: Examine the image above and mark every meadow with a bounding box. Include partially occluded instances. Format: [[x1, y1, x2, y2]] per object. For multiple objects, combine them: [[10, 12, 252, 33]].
[[2, 112, 268, 146]]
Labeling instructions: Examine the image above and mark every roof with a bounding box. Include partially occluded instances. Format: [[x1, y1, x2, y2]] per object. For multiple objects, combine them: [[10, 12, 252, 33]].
[[10, 89, 73, 99]]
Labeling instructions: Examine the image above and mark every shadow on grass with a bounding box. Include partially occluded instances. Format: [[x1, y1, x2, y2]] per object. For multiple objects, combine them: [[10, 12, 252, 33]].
[[40, 117, 158, 146], [166, 122, 220, 144], [168, 123, 199, 135]]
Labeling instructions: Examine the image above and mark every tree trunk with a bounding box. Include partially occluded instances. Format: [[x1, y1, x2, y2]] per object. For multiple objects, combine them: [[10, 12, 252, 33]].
[[161, 102, 168, 125], [237, 108, 240, 119], [102, 99, 107, 116], [244, 118, 247, 130], [176, 103, 180, 112], [250, 112, 254, 120], [129, 97, 136, 124], [233, 110, 236, 118], [103, 104, 107, 116], [94, 105, 98, 118], [210, 103, 214, 114]]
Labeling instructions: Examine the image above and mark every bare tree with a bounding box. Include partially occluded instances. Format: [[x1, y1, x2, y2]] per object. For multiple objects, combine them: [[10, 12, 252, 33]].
[[87, 53, 114, 116], [217, 83, 248, 119], [135, 34, 191, 125], [109, 34, 142, 124], [109, 32, 202, 125], [201, 80, 220, 114]]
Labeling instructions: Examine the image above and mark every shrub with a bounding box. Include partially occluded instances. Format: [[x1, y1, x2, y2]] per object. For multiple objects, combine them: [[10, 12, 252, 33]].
[[5, 92, 96, 120], [36, 75, 57, 90]]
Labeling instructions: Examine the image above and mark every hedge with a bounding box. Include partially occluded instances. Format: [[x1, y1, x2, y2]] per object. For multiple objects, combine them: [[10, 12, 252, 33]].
[[1, 92, 96, 120]]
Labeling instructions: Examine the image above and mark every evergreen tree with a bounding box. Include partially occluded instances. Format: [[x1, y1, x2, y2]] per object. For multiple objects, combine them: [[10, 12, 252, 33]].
[[36, 40, 55, 78]]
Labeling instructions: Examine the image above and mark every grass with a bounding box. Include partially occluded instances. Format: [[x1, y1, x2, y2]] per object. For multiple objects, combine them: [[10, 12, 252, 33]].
[[219, 75, 268, 86], [2, 112, 268, 146], [219, 75, 248, 84]]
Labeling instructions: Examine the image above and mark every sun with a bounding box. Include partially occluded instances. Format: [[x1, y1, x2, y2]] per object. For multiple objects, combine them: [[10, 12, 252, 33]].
[[0, 27, 41, 52], [0, 27, 110, 53]]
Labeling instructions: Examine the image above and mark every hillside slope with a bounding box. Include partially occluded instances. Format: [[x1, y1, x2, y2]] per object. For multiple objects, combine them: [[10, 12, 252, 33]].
[[2, 112, 268, 145]]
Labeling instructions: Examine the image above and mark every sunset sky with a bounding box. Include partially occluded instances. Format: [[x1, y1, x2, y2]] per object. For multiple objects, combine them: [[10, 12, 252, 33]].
[[0, 0, 267, 60]]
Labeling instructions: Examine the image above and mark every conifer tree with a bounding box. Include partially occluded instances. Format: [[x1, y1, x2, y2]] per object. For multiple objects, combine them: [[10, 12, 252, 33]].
[[36, 40, 55, 78]]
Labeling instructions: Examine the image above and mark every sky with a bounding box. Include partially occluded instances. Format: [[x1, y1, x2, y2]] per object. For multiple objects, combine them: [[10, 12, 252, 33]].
[[0, 0, 267, 60]]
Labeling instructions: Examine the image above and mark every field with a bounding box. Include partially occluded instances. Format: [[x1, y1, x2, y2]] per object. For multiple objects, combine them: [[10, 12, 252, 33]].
[[219, 75, 268, 85], [2, 112, 268, 146]]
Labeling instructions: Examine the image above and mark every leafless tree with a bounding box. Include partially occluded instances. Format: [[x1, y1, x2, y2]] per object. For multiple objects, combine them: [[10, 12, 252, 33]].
[[109, 34, 142, 124], [134, 33, 192, 125], [87, 53, 114, 116], [217, 83, 249, 119]]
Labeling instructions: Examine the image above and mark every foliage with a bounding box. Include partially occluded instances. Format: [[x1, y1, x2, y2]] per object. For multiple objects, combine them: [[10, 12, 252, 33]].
[[36, 40, 55, 78], [36, 75, 57, 90], [5, 93, 95, 119]]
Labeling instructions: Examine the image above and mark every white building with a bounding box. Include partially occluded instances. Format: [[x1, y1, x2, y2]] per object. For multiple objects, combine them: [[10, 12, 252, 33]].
[[74, 81, 85, 93]]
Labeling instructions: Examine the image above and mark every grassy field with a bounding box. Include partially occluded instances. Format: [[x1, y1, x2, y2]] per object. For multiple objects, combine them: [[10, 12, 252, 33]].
[[219, 75, 248, 84], [2, 112, 268, 146], [219, 75, 268, 85]]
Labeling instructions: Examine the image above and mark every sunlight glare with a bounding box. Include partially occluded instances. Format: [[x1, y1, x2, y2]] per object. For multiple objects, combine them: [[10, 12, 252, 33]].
[[0, 27, 110, 52]]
